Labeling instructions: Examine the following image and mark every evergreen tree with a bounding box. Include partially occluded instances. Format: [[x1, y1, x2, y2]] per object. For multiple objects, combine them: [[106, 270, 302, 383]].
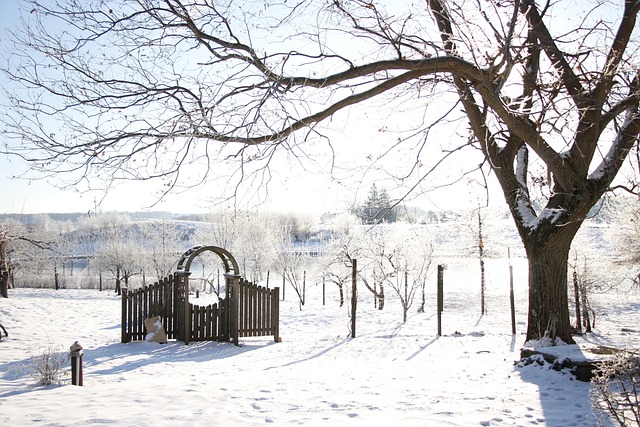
[[358, 184, 397, 224]]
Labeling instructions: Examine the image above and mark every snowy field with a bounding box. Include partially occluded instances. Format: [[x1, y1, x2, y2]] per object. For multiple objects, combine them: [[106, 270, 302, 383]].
[[1, 257, 639, 426]]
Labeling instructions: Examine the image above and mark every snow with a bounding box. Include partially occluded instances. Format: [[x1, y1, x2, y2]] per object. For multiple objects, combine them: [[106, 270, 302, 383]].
[[1, 266, 639, 426]]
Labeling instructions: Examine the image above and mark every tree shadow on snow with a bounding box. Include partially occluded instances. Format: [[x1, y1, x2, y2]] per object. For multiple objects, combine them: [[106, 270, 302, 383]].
[[87, 339, 274, 376], [0, 339, 274, 399], [515, 344, 594, 426]]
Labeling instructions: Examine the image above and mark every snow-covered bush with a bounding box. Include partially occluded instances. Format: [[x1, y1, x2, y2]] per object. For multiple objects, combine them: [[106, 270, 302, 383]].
[[591, 350, 640, 426], [30, 345, 68, 386]]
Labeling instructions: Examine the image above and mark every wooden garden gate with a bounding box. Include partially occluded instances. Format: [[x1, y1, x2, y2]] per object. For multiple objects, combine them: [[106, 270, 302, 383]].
[[121, 246, 280, 345]]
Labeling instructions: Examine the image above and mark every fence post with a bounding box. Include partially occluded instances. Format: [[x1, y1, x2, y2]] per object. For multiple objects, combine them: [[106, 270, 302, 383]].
[[510, 266, 516, 335], [573, 270, 582, 334], [184, 273, 191, 345], [121, 288, 128, 343], [224, 273, 242, 345], [273, 287, 281, 343], [509, 249, 516, 335], [69, 341, 83, 386], [351, 259, 357, 338], [437, 264, 445, 336]]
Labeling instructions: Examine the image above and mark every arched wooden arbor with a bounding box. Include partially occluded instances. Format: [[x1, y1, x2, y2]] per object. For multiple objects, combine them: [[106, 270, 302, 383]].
[[174, 245, 242, 345], [121, 245, 280, 345], [175, 245, 241, 276]]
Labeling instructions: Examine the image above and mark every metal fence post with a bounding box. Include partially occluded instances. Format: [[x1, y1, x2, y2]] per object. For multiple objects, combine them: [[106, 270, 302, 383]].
[[69, 341, 83, 386]]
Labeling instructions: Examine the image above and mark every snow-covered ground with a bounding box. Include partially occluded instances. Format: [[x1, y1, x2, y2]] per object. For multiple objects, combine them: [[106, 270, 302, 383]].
[[1, 258, 639, 426]]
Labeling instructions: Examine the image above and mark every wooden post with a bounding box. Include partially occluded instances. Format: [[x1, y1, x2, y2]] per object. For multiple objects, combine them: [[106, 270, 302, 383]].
[[223, 273, 242, 346], [121, 288, 128, 343], [437, 264, 444, 336], [272, 287, 281, 343], [581, 287, 592, 333], [573, 270, 582, 333], [230, 276, 240, 346], [322, 276, 325, 306], [183, 272, 191, 345], [478, 209, 486, 315], [99, 273, 103, 292], [509, 249, 516, 335], [351, 259, 357, 338]]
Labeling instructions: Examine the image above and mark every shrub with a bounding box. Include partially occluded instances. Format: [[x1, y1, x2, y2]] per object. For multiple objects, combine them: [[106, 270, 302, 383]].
[[30, 345, 68, 386], [591, 350, 640, 426]]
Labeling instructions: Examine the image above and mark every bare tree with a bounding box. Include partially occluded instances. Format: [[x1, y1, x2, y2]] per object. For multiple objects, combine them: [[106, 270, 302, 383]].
[[91, 213, 144, 292], [412, 238, 435, 315], [139, 217, 187, 282], [358, 228, 397, 311], [373, 227, 434, 322], [272, 217, 314, 310], [0, 219, 53, 295], [231, 211, 279, 281], [320, 213, 361, 307], [194, 209, 276, 281], [3, 1, 640, 343]]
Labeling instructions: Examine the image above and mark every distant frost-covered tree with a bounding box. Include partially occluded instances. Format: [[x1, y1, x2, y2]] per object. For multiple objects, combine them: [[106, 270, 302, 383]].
[[360, 226, 434, 322], [238, 214, 276, 282], [357, 228, 396, 311], [319, 212, 360, 307], [0, 218, 54, 294], [140, 218, 187, 282], [606, 196, 640, 289], [91, 213, 144, 292], [194, 209, 276, 281], [272, 215, 317, 310]]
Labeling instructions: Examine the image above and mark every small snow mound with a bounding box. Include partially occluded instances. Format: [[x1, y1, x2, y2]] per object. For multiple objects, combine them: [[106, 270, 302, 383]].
[[523, 331, 568, 350]]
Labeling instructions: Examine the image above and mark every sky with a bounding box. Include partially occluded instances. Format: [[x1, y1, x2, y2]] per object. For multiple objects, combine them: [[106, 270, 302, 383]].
[[0, 2, 98, 214]]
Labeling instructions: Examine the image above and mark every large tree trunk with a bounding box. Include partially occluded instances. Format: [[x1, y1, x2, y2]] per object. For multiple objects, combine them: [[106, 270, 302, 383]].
[[523, 229, 576, 345]]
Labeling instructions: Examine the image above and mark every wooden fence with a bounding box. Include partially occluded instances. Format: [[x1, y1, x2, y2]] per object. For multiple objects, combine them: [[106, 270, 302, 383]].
[[188, 300, 224, 342], [121, 275, 280, 345], [121, 275, 177, 343], [232, 278, 281, 343]]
